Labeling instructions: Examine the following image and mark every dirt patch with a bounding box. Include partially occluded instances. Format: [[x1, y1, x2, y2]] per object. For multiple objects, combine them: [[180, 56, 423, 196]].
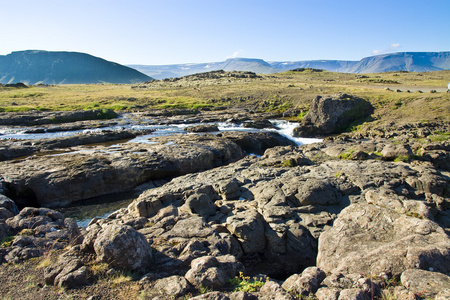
[[0, 255, 143, 300]]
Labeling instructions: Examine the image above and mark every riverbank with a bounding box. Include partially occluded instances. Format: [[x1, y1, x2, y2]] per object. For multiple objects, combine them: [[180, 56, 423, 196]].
[[0, 108, 448, 299], [0, 69, 449, 299]]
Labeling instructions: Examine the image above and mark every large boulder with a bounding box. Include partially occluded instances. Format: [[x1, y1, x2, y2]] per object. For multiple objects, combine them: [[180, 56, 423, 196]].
[[293, 94, 373, 137], [226, 210, 266, 254], [316, 203, 450, 276], [153, 275, 193, 298], [282, 267, 326, 296], [400, 269, 450, 299], [93, 224, 153, 272], [0, 194, 19, 216], [185, 255, 244, 289]]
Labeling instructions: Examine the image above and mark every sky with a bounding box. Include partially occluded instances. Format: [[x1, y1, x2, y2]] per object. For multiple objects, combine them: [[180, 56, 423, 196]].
[[0, 0, 449, 65]]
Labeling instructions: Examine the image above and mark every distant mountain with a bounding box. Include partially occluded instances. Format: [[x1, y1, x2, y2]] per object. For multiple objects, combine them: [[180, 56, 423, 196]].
[[129, 58, 279, 80], [268, 60, 359, 73], [130, 52, 450, 79], [346, 52, 450, 73], [0, 50, 152, 84]]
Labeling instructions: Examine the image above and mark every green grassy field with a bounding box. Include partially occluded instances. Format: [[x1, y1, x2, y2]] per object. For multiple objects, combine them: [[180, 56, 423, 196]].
[[0, 69, 449, 126]]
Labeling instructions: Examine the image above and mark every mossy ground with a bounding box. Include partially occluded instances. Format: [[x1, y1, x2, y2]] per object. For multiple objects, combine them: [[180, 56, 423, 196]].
[[0, 70, 448, 129]]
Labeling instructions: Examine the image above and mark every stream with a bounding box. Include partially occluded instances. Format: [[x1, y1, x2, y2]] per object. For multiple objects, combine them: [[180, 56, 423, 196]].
[[1, 119, 322, 227]]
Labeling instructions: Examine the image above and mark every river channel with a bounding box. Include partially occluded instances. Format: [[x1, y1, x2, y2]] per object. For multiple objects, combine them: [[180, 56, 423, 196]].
[[1, 118, 322, 227]]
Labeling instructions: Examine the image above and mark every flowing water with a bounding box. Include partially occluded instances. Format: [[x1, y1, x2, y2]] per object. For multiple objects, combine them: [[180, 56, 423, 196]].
[[1, 119, 322, 226]]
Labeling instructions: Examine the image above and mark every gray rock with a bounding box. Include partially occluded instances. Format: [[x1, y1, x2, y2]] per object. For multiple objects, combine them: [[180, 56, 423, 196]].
[[185, 255, 243, 289], [44, 252, 85, 288], [6, 207, 64, 231], [293, 94, 373, 137], [163, 216, 215, 239], [337, 288, 365, 300], [316, 287, 340, 300], [401, 269, 450, 298], [190, 292, 230, 300], [259, 281, 295, 300], [317, 203, 450, 276], [381, 143, 413, 160], [185, 124, 219, 133], [436, 289, 450, 300], [221, 131, 295, 155], [153, 275, 192, 297], [0, 221, 10, 240], [55, 265, 88, 289], [93, 224, 153, 272], [0, 207, 14, 220], [281, 267, 326, 295], [0, 194, 19, 215], [226, 210, 266, 254], [182, 192, 217, 217], [4, 246, 41, 263], [64, 218, 84, 246], [229, 291, 258, 300]]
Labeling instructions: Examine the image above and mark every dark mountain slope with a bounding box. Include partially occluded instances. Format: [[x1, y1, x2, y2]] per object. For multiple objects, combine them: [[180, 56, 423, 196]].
[[0, 50, 152, 84]]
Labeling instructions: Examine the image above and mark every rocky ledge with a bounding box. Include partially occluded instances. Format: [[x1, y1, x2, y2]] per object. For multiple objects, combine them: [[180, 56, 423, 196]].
[[0, 131, 294, 208], [0, 121, 449, 299]]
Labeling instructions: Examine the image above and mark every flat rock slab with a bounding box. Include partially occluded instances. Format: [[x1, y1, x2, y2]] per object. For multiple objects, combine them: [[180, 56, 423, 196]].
[[0, 131, 292, 207]]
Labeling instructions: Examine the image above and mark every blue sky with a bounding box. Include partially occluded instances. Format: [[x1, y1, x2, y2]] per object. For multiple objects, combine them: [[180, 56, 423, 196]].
[[1, 0, 449, 65]]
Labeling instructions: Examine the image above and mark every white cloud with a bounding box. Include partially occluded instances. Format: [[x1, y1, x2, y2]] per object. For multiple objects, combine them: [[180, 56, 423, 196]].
[[226, 50, 243, 59], [372, 43, 401, 55]]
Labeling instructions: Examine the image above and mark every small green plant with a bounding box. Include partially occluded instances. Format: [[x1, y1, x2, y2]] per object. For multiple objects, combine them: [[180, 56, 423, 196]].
[[297, 111, 308, 120], [281, 159, 296, 167], [429, 131, 450, 142], [393, 155, 412, 162], [338, 149, 354, 160], [1, 236, 16, 247], [198, 284, 212, 294], [227, 272, 266, 293]]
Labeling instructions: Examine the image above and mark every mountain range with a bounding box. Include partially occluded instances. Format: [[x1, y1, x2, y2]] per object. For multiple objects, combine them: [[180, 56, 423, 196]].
[[0, 50, 449, 84], [130, 52, 450, 79], [0, 50, 152, 85]]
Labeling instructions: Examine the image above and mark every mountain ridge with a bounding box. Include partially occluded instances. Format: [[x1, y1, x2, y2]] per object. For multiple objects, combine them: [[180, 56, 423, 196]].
[[0, 50, 152, 84], [130, 51, 450, 79]]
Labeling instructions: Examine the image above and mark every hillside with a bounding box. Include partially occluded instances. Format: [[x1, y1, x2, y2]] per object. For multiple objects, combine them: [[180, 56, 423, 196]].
[[130, 51, 450, 79], [0, 50, 152, 85]]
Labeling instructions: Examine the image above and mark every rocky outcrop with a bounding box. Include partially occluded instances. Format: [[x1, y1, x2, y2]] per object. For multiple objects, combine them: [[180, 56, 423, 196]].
[[1, 132, 293, 207], [0, 109, 117, 126], [293, 94, 373, 137], [400, 269, 450, 299], [0, 117, 449, 298], [185, 124, 219, 133], [0, 128, 151, 161], [316, 202, 450, 276], [1, 207, 83, 264]]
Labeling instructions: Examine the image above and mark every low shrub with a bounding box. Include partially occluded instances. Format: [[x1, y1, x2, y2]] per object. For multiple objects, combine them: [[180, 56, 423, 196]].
[[227, 272, 266, 292]]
